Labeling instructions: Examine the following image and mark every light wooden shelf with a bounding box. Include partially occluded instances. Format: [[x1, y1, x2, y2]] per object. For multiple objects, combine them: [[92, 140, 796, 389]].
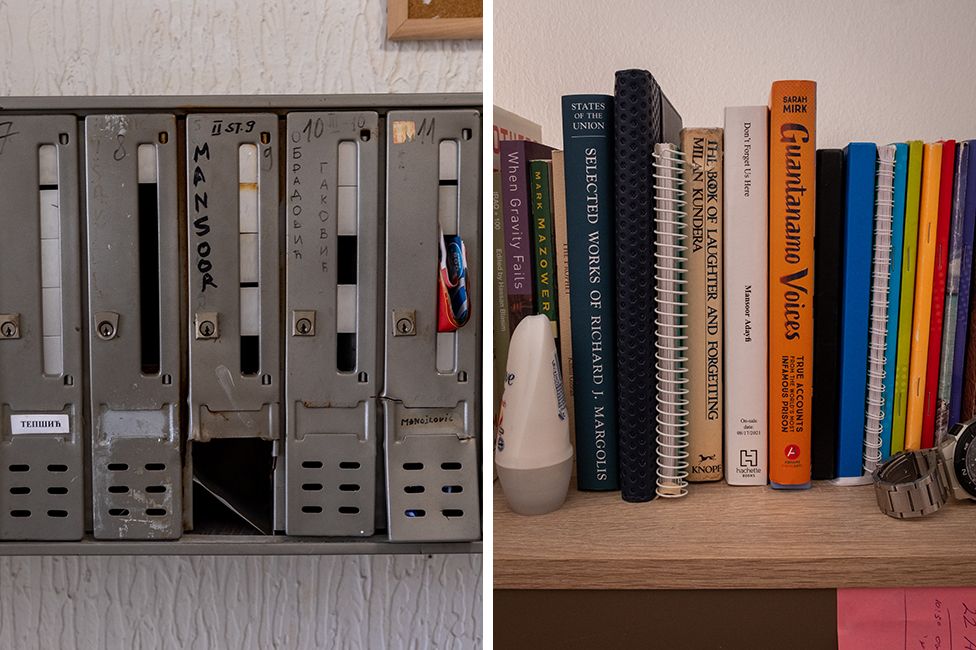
[[494, 479, 976, 590]]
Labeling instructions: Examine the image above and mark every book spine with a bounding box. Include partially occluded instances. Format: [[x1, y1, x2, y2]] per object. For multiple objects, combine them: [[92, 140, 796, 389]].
[[551, 151, 576, 452], [530, 160, 559, 337], [500, 141, 536, 333], [561, 94, 619, 490], [723, 107, 768, 486], [836, 143, 877, 478], [950, 142, 976, 426], [768, 81, 816, 488], [811, 149, 845, 480], [493, 171, 511, 426], [920, 141, 956, 448], [892, 141, 925, 453], [682, 127, 724, 482], [879, 142, 909, 462], [937, 143, 968, 439], [905, 142, 943, 450], [863, 145, 896, 474]]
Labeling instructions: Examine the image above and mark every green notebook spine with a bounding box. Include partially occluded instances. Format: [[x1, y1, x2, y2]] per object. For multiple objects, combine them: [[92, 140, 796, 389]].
[[891, 140, 925, 453]]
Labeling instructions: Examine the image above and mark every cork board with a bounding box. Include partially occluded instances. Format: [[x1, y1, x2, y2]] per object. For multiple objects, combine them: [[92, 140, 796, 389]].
[[388, 0, 482, 40]]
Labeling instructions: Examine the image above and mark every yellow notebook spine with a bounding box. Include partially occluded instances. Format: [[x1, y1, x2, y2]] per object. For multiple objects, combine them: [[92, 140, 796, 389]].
[[904, 143, 943, 449]]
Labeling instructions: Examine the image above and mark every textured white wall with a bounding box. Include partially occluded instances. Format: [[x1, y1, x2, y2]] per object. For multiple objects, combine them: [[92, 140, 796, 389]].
[[494, 0, 976, 149], [0, 1, 482, 648]]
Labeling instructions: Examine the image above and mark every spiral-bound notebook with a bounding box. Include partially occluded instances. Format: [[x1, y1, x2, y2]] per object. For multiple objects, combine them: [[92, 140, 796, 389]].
[[862, 144, 896, 478], [652, 142, 689, 498]]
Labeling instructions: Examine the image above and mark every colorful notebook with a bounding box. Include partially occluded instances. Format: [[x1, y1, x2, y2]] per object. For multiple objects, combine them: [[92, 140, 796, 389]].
[[920, 140, 956, 448], [936, 142, 969, 440], [835, 143, 877, 478], [949, 141, 976, 426], [878, 142, 909, 462], [905, 142, 943, 450], [891, 141, 924, 453]]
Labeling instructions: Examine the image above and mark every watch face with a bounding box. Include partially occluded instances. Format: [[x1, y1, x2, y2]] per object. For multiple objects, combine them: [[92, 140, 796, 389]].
[[953, 424, 976, 498]]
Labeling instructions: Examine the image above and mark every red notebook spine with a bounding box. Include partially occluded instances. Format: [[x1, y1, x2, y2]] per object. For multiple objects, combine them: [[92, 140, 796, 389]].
[[921, 140, 956, 448]]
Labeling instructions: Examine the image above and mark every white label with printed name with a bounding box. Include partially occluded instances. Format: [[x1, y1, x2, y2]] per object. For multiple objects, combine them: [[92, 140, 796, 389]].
[[10, 414, 70, 434]]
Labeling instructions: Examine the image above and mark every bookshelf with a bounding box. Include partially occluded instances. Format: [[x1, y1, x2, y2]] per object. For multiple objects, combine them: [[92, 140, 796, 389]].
[[494, 480, 976, 590]]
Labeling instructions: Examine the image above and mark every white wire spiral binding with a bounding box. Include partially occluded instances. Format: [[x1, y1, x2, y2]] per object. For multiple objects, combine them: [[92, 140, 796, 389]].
[[863, 145, 896, 474], [653, 143, 689, 498]]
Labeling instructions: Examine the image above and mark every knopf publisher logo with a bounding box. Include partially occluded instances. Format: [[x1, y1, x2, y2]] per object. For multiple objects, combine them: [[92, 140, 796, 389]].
[[784, 444, 801, 460]]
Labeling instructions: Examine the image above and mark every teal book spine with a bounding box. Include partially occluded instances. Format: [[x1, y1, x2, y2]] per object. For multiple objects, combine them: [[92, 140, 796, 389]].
[[879, 143, 909, 460], [561, 94, 619, 490]]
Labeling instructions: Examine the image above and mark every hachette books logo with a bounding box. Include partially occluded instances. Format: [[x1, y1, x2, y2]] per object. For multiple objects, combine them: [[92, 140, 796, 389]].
[[785, 444, 801, 460]]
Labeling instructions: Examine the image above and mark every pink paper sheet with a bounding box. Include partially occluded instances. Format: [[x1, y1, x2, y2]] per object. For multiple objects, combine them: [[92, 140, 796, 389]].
[[839, 588, 976, 650]]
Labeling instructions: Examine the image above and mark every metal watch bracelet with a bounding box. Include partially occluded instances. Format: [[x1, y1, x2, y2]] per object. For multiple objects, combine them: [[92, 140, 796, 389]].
[[874, 447, 952, 518]]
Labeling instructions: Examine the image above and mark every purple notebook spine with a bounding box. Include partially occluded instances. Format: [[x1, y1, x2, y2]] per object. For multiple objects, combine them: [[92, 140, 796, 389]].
[[951, 142, 976, 425]]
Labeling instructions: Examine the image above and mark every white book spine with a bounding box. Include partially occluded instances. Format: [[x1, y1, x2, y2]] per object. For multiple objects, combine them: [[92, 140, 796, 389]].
[[723, 106, 768, 485]]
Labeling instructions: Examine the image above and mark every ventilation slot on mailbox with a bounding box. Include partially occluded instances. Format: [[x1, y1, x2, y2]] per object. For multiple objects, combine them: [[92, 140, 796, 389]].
[[239, 144, 261, 376], [38, 144, 63, 376], [336, 140, 358, 373]]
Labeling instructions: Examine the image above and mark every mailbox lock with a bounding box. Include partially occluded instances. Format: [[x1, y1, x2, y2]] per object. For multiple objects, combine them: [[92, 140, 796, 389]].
[[393, 310, 416, 337], [94, 312, 120, 341], [0, 314, 19, 339], [195, 312, 219, 340], [292, 310, 316, 337]]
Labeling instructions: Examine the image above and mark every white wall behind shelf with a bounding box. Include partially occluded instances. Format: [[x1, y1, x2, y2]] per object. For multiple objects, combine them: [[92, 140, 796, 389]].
[[0, 1, 482, 648], [494, 0, 976, 149]]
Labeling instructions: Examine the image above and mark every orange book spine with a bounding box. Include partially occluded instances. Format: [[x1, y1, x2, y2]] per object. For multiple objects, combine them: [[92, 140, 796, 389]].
[[768, 81, 816, 488], [905, 143, 944, 449]]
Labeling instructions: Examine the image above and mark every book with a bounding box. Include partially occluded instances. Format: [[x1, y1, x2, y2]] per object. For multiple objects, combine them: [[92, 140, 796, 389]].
[[891, 141, 925, 454], [551, 151, 576, 453], [879, 142, 910, 462], [863, 144, 896, 474], [936, 142, 969, 440], [835, 142, 877, 479], [950, 141, 976, 427], [681, 127, 724, 482], [493, 172, 510, 425], [653, 142, 690, 497], [920, 140, 956, 448], [768, 80, 816, 489], [811, 148, 845, 481], [612, 69, 682, 501], [960, 141, 976, 422], [562, 94, 619, 490], [499, 140, 553, 334], [905, 142, 943, 450], [493, 105, 542, 169], [530, 160, 559, 336], [723, 106, 768, 486]]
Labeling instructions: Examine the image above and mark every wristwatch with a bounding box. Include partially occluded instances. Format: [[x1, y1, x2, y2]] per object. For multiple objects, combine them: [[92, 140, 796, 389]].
[[874, 418, 976, 518]]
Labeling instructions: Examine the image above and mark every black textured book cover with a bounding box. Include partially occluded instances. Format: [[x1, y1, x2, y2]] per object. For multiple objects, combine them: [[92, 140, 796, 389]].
[[613, 69, 681, 501]]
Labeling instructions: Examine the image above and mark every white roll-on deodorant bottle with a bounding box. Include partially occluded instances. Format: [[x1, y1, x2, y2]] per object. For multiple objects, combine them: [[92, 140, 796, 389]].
[[496, 315, 573, 515]]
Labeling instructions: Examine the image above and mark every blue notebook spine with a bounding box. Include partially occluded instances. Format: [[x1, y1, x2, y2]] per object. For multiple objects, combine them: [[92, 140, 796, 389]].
[[950, 141, 976, 426], [880, 143, 909, 461], [836, 143, 878, 478], [936, 142, 970, 440]]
